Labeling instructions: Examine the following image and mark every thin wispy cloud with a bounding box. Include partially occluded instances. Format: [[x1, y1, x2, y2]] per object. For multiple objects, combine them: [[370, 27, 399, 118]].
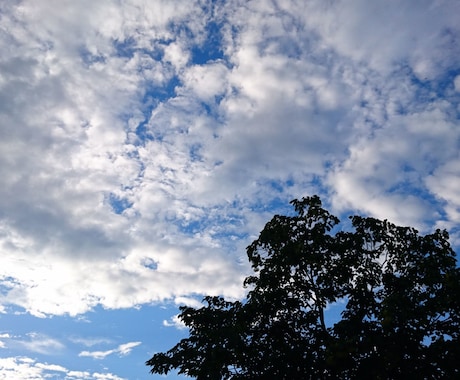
[[79, 341, 141, 360], [70, 336, 113, 348], [16, 333, 65, 355]]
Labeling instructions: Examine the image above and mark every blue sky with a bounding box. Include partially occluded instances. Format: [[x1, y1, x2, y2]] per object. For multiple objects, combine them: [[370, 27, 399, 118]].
[[1, 0, 459, 378]]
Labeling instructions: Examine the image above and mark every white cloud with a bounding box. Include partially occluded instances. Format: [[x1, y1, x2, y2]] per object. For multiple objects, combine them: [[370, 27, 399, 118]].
[[0, 357, 43, 380], [79, 349, 116, 360], [426, 159, 460, 227], [67, 371, 92, 379], [70, 337, 113, 348], [163, 42, 190, 71], [328, 96, 459, 228], [301, 0, 460, 78], [17, 333, 65, 355], [91, 374, 125, 380], [79, 341, 141, 360], [174, 296, 203, 309], [163, 314, 187, 330], [35, 363, 67, 372], [118, 341, 142, 356], [0, 356, 124, 380], [181, 61, 229, 102], [0, 0, 459, 318], [0, 333, 10, 349], [0, 0, 247, 317]]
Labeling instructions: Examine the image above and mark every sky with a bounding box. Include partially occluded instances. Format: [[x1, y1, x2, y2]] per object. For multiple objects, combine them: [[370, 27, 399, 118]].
[[0, 0, 459, 378]]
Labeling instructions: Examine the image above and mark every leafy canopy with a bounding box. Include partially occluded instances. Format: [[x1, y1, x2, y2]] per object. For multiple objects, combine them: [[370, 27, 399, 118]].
[[147, 196, 460, 379]]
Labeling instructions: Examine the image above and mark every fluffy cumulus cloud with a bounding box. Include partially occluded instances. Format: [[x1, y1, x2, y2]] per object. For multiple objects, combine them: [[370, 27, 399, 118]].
[[0, 0, 459, 325]]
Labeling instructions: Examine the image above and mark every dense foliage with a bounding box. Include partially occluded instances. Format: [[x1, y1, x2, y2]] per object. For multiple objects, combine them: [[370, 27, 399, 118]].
[[147, 196, 460, 379]]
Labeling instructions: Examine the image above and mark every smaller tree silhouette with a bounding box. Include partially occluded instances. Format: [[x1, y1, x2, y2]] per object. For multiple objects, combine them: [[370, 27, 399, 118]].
[[147, 196, 460, 379]]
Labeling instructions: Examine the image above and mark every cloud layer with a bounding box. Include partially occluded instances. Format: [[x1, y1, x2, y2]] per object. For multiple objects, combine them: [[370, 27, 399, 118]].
[[0, 356, 125, 380], [1, 0, 459, 318]]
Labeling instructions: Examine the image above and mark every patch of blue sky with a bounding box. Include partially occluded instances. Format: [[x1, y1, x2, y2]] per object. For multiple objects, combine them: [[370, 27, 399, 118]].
[[0, 304, 189, 379], [199, 94, 228, 120], [112, 35, 175, 62], [199, 100, 213, 117], [119, 307, 189, 379], [125, 20, 229, 145], [384, 169, 450, 224], [106, 193, 133, 215], [432, 69, 460, 94], [191, 20, 225, 65], [133, 120, 152, 143], [79, 47, 106, 68], [249, 195, 293, 216], [112, 36, 184, 138], [210, 230, 251, 247], [141, 257, 158, 271], [209, 215, 250, 242], [133, 114, 161, 145], [175, 219, 204, 235], [188, 142, 203, 162], [244, 177, 347, 232], [112, 37, 138, 59], [250, 176, 324, 210], [175, 212, 236, 235], [132, 78, 182, 145], [144, 73, 181, 103], [407, 67, 460, 109], [168, 204, 249, 245], [324, 300, 348, 329], [76, 307, 185, 376], [0, 311, 82, 368]]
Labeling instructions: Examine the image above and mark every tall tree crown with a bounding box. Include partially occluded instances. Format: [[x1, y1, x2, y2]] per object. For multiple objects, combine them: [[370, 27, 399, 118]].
[[147, 196, 460, 379]]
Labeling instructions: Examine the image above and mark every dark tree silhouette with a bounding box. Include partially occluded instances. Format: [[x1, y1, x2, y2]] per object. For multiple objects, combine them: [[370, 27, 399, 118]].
[[147, 196, 460, 379]]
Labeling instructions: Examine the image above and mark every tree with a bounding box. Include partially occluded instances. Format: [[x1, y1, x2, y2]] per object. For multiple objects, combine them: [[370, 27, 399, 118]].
[[146, 196, 460, 379]]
